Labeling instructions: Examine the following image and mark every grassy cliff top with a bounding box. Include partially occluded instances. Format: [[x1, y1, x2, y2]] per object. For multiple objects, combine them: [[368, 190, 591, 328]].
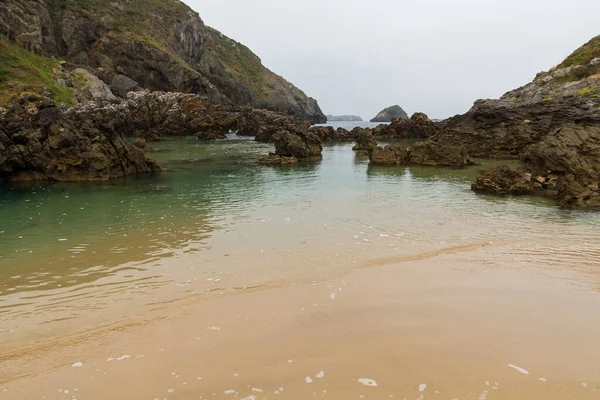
[[0, 41, 74, 107], [558, 35, 600, 69], [551, 35, 600, 82]]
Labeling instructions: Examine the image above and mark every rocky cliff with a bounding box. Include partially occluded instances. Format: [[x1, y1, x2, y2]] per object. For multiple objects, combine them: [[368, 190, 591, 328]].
[[0, 0, 326, 123], [436, 36, 600, 209]]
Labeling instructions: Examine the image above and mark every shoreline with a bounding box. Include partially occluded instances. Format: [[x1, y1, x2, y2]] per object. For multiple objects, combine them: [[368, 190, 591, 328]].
[[1, 243, 599, 399]]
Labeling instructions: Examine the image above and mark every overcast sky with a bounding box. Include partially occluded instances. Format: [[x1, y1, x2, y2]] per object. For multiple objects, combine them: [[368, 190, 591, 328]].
[[187, 0, 599, 120]]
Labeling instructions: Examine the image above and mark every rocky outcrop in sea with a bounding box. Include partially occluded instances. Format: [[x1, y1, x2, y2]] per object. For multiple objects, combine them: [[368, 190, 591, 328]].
[[370, 105, 409, 122], [0, 94, 162, 182], [369, 142, 473, 167], [436, 35, 600, 209]]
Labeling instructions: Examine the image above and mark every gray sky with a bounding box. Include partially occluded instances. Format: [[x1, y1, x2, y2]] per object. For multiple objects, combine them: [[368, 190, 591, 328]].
[[187, 0, 599, 120]]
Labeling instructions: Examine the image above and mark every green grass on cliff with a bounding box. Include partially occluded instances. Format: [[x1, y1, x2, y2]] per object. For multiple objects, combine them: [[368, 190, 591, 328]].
[[0, 41, 74, 108], [204, 27, 267, 95], [553, 36, 600, 82], [559, 36, 600, 68]]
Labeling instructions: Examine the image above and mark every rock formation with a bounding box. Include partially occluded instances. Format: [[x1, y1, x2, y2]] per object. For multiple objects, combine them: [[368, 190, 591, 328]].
[[435, 35, 600, 209], [370, 105, 409, 122], [372, 112, 438, 139], [258, 154, 298, 165], [0, 0, 326, 123], [0, 94, 162, 182], [369, 142, 473, 167], [352, 130, 378, 152], [273, 131, 323, 159]]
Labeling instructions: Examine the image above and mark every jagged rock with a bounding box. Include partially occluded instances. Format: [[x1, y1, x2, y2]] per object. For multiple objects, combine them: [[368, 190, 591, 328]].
[[352, 130, 378, 152], [369, 141, 473, 167], [0, 94, 162, 182], [273, 130, 322, 158], [408, 141, 474, 167], [258, 153, 298, 165], [373, 112, 438, 139], [71, 68, 119, 104], [237, 108, 309, 141], [75, 91, 239, 141], [371, 105, 409, 122], [308, 126, 353, 141]]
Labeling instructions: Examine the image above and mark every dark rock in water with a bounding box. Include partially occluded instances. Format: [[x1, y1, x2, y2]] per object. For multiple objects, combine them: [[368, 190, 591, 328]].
[[373, 112, 438, 139], [369, 144, 411, 165], [0, 94, 162, 182], [369, 141, 473, 167], [352, 130, 378, 152], [472, 167, 538, 195], [258, 153, 298, 165], [408, 141, 474, 167], [273, 130, 323, 158], [370, 105, 409, 122], [308, 126, 354, 142]]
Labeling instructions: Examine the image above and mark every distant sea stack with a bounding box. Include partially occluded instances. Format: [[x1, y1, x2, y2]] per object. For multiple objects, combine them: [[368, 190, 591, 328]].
[[370, 105, 409, 122], [0, 0, 326, 123], [326, 115, 363, 122]]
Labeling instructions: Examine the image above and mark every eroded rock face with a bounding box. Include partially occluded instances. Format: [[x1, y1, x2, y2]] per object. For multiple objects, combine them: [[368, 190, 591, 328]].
[[0, 94, 162, 182], [369, 142, 473, 167]]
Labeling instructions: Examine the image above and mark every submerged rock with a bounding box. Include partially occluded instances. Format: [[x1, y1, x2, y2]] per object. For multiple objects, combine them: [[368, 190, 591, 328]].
[[0, 94, 162, 182], [258, 153, 298, 165]]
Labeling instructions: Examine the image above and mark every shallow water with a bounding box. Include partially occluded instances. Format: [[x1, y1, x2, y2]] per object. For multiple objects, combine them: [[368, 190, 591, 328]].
[[314, 121, 385, 129], [1, 138, 600, 350]]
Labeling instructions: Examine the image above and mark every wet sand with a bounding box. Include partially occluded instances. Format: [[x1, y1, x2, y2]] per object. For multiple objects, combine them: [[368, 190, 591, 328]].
[[1, 245, 599, 399]]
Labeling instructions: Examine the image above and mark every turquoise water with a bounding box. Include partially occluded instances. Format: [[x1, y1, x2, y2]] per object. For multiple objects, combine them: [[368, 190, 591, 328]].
[[1, 137, 600, 348]]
